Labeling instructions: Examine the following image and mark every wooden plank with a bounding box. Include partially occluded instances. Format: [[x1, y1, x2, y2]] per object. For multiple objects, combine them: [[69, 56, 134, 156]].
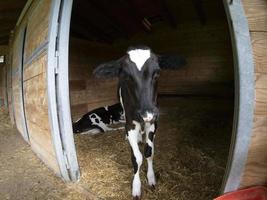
[[6, 62, 14, 124], [254, 89, 267, 116], [242, 0, 267, 32], [12, 84, 24, 134], [71, 103, 88, 122], [241, 0, 267, 189], [87, 99, 118, 112], [255, 73, 267, 89], [2, 65, 8, 108], [0, 45, 8, 108], [11, 30, 22, 74], [69, 80, 86, 91], [240, 116, 267, 188], [0, 66, 4, 106], [30, 139, 60, 175], [69, 38, 121, 119], [24, 0, 51, 61], [70, 87, 117, 106], [24, 51, 46, 81], [11, 25, 27, 139], [27, 119, 55, 157], [23, 51, 59, 174], [250, 32, 267, 74], [69, 67, 90, 81]]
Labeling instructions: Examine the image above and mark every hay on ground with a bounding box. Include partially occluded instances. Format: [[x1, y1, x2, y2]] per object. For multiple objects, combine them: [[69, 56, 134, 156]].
[[74, 97, 233, 200]]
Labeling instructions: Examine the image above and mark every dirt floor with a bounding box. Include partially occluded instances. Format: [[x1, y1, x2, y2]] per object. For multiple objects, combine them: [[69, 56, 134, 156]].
[[0, 108, 89, 200], [74, 97, 234, 200]]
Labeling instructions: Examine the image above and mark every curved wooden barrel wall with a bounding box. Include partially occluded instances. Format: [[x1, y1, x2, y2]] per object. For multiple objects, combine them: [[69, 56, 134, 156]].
[[0, 45, 8, 109], [7, 34, 16, 125], [0, 63, 5, 107], [10, 0, 61, 176], [222, 0, 267, 192], [12, 21, 29, 142], [240, 0, 267, 188]]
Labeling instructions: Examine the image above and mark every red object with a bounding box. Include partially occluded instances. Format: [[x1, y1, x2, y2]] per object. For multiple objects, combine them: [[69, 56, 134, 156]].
[[214, 186, 267, 200]]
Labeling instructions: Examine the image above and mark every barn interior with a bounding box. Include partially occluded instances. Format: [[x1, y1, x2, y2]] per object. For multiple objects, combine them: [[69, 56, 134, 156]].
[[68, 0, 234, 199]]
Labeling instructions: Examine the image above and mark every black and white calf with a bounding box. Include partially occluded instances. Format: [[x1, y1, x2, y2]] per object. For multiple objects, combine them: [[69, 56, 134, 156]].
[[94, 45, 186, 199], [72, 103, 125, 134]]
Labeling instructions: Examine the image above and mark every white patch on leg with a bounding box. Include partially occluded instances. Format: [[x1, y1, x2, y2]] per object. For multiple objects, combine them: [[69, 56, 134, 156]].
[[89, 114, 109, 132], [145, 123, 156, 186], [81, 128, 101, 135], [119, 88, 125, 120], [132, 173, 141, 197], [147, 158, 156, 186], [145, 123, 155, 133], [145, 123, 155, 147], [137, 132, 143, 143], [128, 121, 143, 197], [128, 49, 151, 71], [109, 126, 125, 131]]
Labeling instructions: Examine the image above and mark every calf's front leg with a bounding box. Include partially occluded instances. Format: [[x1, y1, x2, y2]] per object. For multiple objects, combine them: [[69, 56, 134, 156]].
[[144, 123, 156, 188], [127, 121, 143, 200]]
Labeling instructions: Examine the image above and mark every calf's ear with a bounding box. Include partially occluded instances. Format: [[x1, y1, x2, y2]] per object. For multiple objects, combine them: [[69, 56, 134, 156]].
[[93, 59, 121, 78], [158, 54, 187, 70]]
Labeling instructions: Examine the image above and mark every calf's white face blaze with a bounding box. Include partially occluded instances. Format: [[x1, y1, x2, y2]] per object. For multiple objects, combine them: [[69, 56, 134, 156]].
[[128, 49, 151, 71]]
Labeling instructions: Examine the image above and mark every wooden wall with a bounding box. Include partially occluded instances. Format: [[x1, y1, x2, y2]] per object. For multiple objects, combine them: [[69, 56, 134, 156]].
[[69, 38, 121, 121], [12, 28, 26, 136], [114, 0, 234, 96], [0, 45, 8, 108], [23, 0, 60, 174], [7, 36, 15, 124], [69, 0, 234, 121], [0, 65, 5, 107], [10, 0, 60, 175], [241, 0, 267, 188]]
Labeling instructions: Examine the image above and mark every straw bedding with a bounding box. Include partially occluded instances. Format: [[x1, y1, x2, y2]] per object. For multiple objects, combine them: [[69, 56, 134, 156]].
[[74, 97, 233, 200], [0, 108, 87, 200]]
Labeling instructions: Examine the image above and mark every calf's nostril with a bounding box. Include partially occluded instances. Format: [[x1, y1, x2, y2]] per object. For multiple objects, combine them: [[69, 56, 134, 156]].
[[142, 112, 154, 122]]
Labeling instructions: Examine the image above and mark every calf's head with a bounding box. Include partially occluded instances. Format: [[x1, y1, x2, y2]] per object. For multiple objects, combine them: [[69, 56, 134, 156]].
[[93, 46, 186, 123]]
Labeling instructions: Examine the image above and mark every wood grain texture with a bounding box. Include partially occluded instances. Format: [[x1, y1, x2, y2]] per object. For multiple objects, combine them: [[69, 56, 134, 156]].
[[69, 38, 121, 121], [6, 59, 14, 124], [12, 82, 24, 134], [243, 0, 267, 32], [0, 65, 5, 105], [241, 0, 267, 188], [11, 28, 25, 135], [23, 52, 60, 174], [24, 0, 51, 61], [0, 44, 8, 104], [240, 116, 267, 187], [250, 32, 267, 74], [8, 0, 60, 175]]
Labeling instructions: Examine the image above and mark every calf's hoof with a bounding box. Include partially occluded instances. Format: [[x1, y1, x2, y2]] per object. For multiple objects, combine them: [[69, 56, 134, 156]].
[[149, 184, 156, 191], [133, 196, 141, 200]]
